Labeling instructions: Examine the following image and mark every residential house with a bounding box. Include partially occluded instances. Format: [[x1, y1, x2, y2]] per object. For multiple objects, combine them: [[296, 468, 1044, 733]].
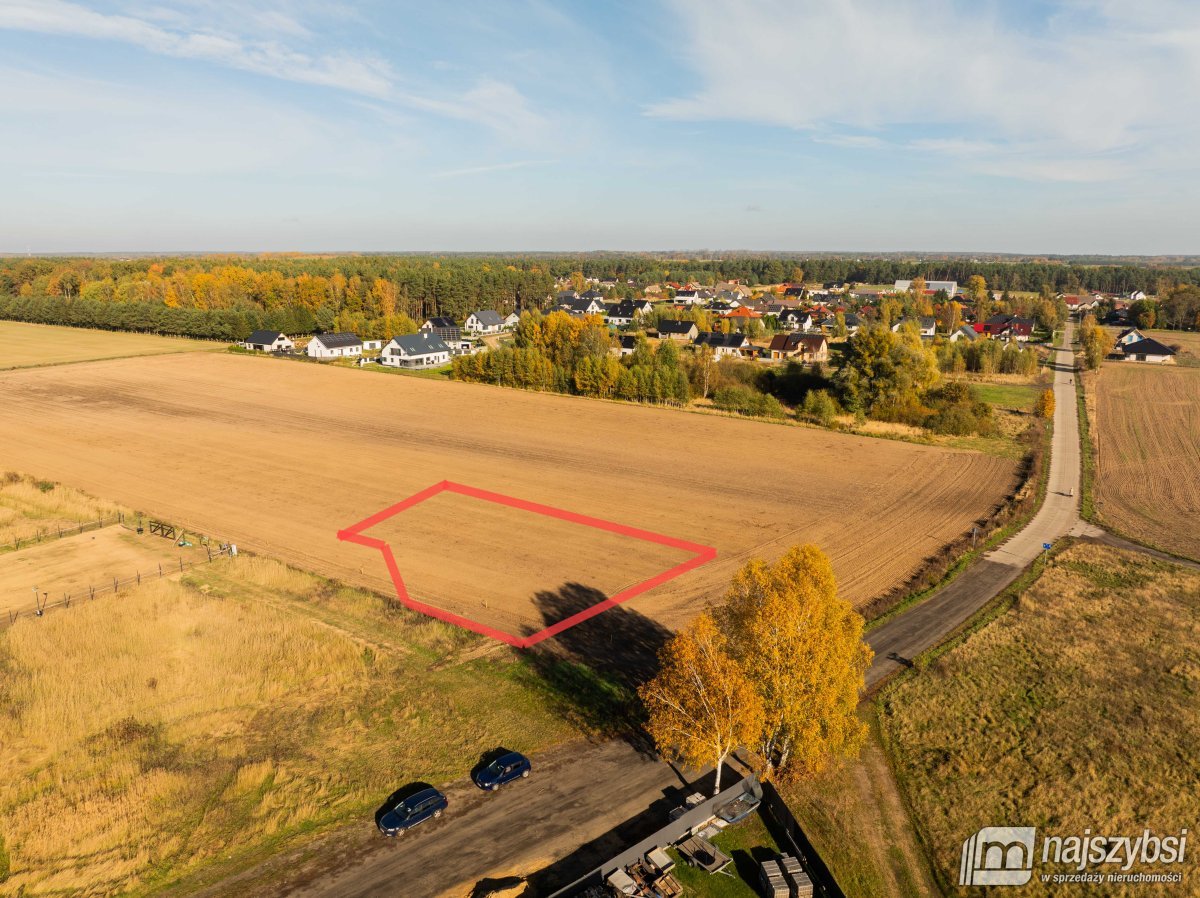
[[948, 325, 979, 343], [502, 312, 521, 329], [604, 299, 654, 327], [464, 310, 506, 335], [1061, 294, 1100, 315], [721, 306, 764, 323], [775, 308, 815, 331], [362, 339, 384, 353], [614, 334, 639, 357], [421, 317, 462, 342], [767, 333, 829, 362], [694, 331, 748, 360], [306, 332, 363, 359], [1115, 327, 1145, 346], [1117, 337, 1176, 364], [782, 285, 806, 299], [1128, 290, 1148, 302], [556, 290, 579, 305], [982, 315, 1034, 342], [892, 316, 937, 338], [242, 330, 294, 353], [562, 296, 606, 317], [381, 332, 452, 368], [656, 320, 700, 341], [819, 312, 862, 335]]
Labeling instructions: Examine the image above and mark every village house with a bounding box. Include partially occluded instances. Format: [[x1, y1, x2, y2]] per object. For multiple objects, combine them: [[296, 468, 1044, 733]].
[[981, 314, 1035, 342], [694, 331, 749, 360], [1061, 294, 1100, 315], [820, 312, 862, 335], [421, 316, 462, 342], [775, 308, 815, 331], [604, 299, 654, 327], [948, 325, 979, 343], [464, 310, 505, 335], [242, 330, 294, 353], [381, 332, 452, 369], [894, 279, 959, 296], [656, 320, 700, 341], [767, 333, 829, 363], [614, 334, 639, 357], [561, 296, 606, 317], [306, 332, 362, 359], [502, 311, 521, 329], [361, 339, 384, 353], [1116, 336, 1177, 364], [892, 316, 937, 338]]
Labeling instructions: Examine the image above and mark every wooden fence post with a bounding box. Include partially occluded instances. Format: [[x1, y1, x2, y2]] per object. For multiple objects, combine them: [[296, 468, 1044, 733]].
[[136, 571, 141, 585], [179, 557, 184, 572], [114, 577, 118, 592], [158, 562, 163, 577]]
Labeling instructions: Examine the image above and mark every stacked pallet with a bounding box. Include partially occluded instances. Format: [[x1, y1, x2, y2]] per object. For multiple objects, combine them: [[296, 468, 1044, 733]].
[[780, 854, 814, 897], [759, 859, 790, 898]]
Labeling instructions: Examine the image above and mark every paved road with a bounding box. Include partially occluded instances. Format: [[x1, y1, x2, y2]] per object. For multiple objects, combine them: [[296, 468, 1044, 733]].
[[198, 739, 693, 898], [866, 320, 1100, 688]]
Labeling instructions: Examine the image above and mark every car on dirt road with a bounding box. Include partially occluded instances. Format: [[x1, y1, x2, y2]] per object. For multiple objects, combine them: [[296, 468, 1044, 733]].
[[472, 750, 531, 791], [377, 786, 448, 836]]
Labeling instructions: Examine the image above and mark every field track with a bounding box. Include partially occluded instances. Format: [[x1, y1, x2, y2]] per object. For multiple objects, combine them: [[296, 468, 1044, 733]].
[[1093, 364, 1200, 560], [0, 353, 1016, 634]]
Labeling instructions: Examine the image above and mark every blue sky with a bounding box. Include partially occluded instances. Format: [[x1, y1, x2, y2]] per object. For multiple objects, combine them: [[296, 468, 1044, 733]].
[[1, 0, 1197, 253]]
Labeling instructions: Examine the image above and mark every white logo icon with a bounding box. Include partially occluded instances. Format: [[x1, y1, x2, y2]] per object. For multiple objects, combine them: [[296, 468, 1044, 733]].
[[960, 826, 1037, 886]]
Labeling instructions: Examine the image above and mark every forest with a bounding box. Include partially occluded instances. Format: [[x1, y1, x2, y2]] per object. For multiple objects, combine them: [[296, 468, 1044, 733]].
[[1, 254, 1198, 342]]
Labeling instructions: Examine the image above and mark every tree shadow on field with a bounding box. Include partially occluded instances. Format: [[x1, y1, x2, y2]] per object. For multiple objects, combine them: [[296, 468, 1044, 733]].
[[518, 582, 672, 749]]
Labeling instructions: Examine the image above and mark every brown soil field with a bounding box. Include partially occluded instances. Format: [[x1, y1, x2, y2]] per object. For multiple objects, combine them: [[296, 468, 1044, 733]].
[[0, 353, 1016, 636], [1092, 364, 1200, 560], [0, 526, 209, 617], [0, 320, 214, 369]]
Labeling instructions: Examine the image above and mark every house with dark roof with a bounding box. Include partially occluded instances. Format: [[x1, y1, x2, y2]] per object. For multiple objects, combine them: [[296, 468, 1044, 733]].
[[604, 299, 654, 327], [242, 330, 294, 353], [561, 297, 605, 316], [614, 334, 640, 357], [775, 308, 815, 331], [421, 317, 462, 342], [306, 332, 362, 359], [948, 325, 979, 343], [892, 316, 937, 338], [1116, 327, 1146, 346], [694, 331, 748, 360], [381, 332, 451, 369], [819, 312, 862, 335], [767, 333, 829, 362], [656, 320, 699, 341], [982, 315, 1035, 342], [464, 310, 506, 335], [1117, 337, 1176, 364]]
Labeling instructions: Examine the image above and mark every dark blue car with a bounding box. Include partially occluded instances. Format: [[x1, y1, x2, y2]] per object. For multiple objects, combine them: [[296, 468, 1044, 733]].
[[472, 750, 532, 791], [377, 786, 448, 836]]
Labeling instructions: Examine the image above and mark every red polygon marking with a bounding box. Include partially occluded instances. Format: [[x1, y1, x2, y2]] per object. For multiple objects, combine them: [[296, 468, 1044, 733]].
[[337, 480, 717, 648]]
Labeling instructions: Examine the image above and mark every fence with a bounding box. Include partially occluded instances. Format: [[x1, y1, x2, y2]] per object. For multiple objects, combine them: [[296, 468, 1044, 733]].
[[4, 543, 234, 629], [1, 513, 126, 553]]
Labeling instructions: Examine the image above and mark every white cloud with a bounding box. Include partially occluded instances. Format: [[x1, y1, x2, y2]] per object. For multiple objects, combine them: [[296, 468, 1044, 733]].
[[650, 0, 1200, 180], [432, 159, 557, 179]]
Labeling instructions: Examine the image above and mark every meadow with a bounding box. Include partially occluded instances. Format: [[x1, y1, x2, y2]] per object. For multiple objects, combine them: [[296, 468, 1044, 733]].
[[0, 473, 131, 549], [883, 543, 1200, 896], [0, 555, 579, 897]]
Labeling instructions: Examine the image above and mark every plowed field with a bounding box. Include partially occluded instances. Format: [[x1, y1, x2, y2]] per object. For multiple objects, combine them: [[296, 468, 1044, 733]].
[[1092, 364, 1200, 560], [0, 353, 1017, 636]]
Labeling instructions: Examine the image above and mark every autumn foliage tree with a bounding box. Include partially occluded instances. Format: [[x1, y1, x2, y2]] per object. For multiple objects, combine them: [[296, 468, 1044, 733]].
[[1037, 388, 1055, 420], [639, 612, 765, 795], [1079, 313, 1115, 370], [717, 546, 871, 781], [641, 545, 872, 791]]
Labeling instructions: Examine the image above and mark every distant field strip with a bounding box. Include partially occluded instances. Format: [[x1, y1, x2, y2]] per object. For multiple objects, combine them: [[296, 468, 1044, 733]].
[[1093, 364, 1200, 560], [0, 353, 1016, 633], [0, 319, 215, 369]]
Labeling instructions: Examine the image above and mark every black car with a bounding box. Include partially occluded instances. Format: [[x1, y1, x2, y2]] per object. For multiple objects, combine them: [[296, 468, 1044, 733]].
[[377, 786, 448, 836], [472, 750, 532, 791]]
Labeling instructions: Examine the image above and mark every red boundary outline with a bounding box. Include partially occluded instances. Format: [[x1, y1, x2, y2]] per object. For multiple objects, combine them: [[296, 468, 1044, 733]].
[[337, 480, 717, 648]]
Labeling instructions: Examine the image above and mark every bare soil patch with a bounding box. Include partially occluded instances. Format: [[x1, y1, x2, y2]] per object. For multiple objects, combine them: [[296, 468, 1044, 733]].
[[0, 353, 1017, 634], [1091, 364, 1200, 559]]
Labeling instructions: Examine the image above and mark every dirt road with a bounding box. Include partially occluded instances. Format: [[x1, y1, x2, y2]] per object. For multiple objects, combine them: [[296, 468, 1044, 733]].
[[193, 740, 692, 898], [866, 321, 1100, 687]]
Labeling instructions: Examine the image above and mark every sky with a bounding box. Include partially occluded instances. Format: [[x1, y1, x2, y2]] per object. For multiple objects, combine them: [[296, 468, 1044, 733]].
[[1, 0, 1198, 254]]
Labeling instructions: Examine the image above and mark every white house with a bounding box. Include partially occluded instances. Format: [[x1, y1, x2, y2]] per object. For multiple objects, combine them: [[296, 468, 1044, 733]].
[[562, 297, 605, 316], [693, 331, 748, 360], [381, 332, 452, 369], [306, 332, 363, 359], [1115, 327, 1145, 346], [502, 312, 521, 329], [949, 325, 979, 343], [892, 316, 937, 338], [464, 310, 506, 335], [1118, 336, 1176, 364], [362, 339, 384, 353], [243, 330, 294, 353], [1128, 290, 1148, 302], [894, 279, 958, 296]]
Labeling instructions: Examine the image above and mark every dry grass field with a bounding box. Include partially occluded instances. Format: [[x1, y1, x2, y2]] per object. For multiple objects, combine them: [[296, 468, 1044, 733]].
[[0, 526, 209, 617], [0, 320, 214, 369], [1145, 328, 1200, 365], [1090, 364, 1200, 560], [0, 555, 577, 897], [884, 543, 1200, 896], [0, 473, 130, 548], [0, 352, 1016, 637]]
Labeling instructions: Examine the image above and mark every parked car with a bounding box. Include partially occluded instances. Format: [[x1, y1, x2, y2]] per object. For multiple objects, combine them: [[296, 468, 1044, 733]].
[[377, 786, 448, 836], [472, 750, 532, 791]]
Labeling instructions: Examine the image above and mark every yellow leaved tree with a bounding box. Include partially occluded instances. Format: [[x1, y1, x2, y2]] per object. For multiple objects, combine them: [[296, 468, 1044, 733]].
[[639, 612, 765, 795], [716, 545, 872, 782]]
